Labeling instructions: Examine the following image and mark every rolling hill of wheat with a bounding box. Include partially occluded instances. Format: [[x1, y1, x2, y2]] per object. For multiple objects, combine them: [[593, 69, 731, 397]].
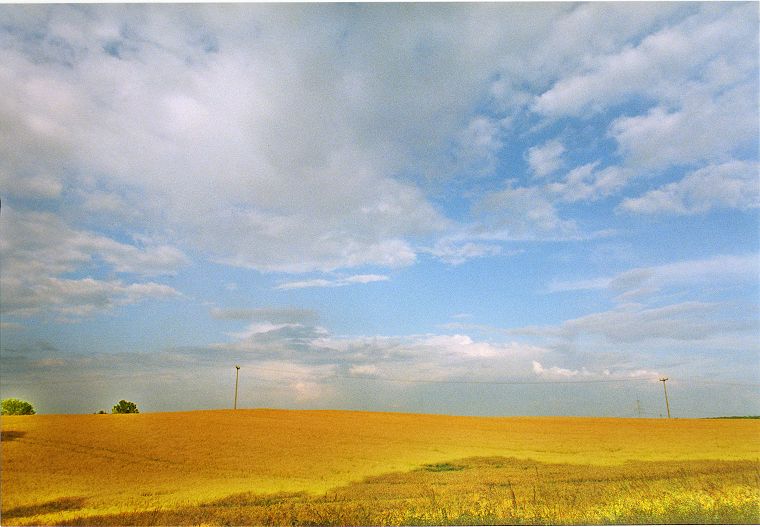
[[2, 409, 758, 525]]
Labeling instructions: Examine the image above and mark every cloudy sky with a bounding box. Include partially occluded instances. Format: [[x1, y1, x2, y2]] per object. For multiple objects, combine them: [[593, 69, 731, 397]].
[[1, 3, 758, 417]]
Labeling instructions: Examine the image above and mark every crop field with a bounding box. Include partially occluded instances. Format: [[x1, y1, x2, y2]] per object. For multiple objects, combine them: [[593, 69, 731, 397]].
[[1, 409, 759, 525]]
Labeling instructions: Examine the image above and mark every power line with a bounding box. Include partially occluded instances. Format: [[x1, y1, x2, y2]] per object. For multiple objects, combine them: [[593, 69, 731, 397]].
[[247, 365, 656, 385], [681, 380, 760, 387], [2, 367, 759, 388]]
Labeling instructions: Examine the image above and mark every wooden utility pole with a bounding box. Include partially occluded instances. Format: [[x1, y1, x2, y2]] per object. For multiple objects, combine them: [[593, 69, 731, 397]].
[[636, 399, 643, 418], [234, 365, 241, 410], [659, 377, 671, 418]]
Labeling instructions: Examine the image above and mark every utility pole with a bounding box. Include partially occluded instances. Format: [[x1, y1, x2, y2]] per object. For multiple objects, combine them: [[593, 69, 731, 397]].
[[659, 377, 671, 418], [234, 365, 241, 410], [636, 399, 643, 418]]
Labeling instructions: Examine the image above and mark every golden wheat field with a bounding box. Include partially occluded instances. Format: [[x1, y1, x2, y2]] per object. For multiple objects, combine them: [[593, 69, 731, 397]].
[[1, 409, 759, 525]]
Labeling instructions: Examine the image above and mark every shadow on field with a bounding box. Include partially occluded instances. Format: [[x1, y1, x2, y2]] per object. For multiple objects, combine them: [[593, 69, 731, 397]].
[[3, 497, 87, 520], [205, 491, 309, 508], [1, 430, 26, 442], [40, 457, 760, 526]]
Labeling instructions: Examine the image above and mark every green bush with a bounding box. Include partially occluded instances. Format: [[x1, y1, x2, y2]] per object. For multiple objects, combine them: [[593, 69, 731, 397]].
[[1, 398, 36, 415], [111, 400, 139, 414]]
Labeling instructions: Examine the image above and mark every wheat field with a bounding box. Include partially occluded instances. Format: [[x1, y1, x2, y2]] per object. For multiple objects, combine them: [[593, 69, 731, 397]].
[[2, 409, 758, 525]]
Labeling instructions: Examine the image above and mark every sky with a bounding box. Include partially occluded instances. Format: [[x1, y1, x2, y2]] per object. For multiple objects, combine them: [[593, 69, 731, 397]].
[[1, 2, 758, 417]]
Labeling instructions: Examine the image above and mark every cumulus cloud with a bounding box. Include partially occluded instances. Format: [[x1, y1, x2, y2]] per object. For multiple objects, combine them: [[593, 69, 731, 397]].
[[515, 301, 758, 360], [533, 3, 756, 119], [548, 163, 634, 203], [476, 182, 580, 240], [9, 278, 179, 318], [0, 3, 697, 277], [276, 274, 389, 290], [0, 208, 185, 317], [2, 174, 63, 199], [531, 360, 666, 382], [534, 3, 757, 175], [526, 140, 565, 179], [532, 360, 586, 379], [1, 4, 756, 416], [427, 240, 504, 266], [532, 254, 760, 366], [559, 302, 750, 343], [454, 116, 505, 177], [210, 307, 319, 325], [619, 160, 760, 214], [2, 3, 754, 278], [1, 209, 189, 278], [609, 85, 757, 169], [212, 320, 550, 387], [3, 4, 529, 274], [548, 253, 759, 302], [348, 364, 379, 377]]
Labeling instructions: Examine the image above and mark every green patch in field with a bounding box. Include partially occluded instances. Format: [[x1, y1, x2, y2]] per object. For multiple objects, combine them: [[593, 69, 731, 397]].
[[421, 462, 465, 472]]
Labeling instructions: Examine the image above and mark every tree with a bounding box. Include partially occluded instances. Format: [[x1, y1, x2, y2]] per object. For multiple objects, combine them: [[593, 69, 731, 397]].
[[1, 398, 35, 415], [111, 400, 139, 414]]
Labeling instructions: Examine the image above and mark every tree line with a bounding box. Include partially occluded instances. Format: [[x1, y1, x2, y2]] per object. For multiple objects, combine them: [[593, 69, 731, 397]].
[[1, 398, 139, 415]]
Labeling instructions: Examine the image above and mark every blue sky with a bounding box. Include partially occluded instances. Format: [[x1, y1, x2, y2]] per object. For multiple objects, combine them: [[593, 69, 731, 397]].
[[1, 3, 758, 417]]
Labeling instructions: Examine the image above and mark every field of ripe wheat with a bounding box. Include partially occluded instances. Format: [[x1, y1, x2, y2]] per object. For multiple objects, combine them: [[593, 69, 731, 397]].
[[2, 409, 758, 525]]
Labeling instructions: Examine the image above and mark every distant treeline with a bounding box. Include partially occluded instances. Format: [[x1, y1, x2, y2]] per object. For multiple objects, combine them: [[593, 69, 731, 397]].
[[705, 416, 760, 419]]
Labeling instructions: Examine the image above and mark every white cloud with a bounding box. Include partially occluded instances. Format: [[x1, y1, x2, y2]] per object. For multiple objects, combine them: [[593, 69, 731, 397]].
[[2, 174, 62, 199], [531, 360, 666, 382], [548, 163, 634, 203], [228, 323, 305, 340], [0, 208, 189, 277], [0, 208, 185, 317], [2, 4, 754, 279], [548, 253, 759, 301], [546, 277, 613, 294], [427, 239, 503, 266], [609, 84, 757, 169], [275, 279, 333, 291], [419, 334, 501, 358], [276, 274, 389, 290], [557, 301, 744, 343], [489, 3, 687, 112], [476, 182, 579, 240], [4, 277, 180, 318], [455, 115, 504, 176], [619, 160, 760, 215], [533, 4, 756, 119], [529, 254, 760, 364], [515, 300, 758, 361], [526, 139, 565, 178], [291, 381, 328, 402], [214, 322, 549, 387], [349, 364, 379, 377], [343, 274, 391, 285], [209, 313, 699, 395], [532, 360, 583, 378], [4, 4, 523, 274], [533, 4, 757, 173], [608, 254, 759, 303]]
